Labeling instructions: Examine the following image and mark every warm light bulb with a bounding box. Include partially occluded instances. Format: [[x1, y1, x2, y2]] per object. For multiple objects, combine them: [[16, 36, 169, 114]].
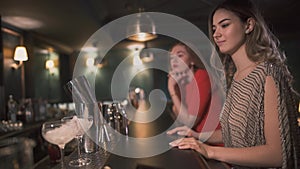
[[45, 60, 54, 69], [128, 32, 157, 42], [86, 57, 95, 67], [137, 33, 147, 40]]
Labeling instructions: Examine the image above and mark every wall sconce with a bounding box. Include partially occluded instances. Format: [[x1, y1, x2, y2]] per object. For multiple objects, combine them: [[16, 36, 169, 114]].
[[11, 46, 28, 69], [94, 57, 108, 68], [133, 54, 143, 66], [140, 49, 154, 63], [45, 59, 55, 75], [86, 57, 95, 67], [127, 10, 157, 42], [86, 56, 108, 68], [132, 48, 143, 66], [127, 44, 144, 66], [139, 42, 154, 63]]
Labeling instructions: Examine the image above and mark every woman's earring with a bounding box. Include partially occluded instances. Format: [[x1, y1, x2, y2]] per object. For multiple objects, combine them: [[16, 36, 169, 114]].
[[189, 62, 195, 70], [245, 30, 250, 34]]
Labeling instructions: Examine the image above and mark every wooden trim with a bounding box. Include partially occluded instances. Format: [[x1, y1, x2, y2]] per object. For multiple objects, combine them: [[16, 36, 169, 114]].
[[1, 27, 23, 44]]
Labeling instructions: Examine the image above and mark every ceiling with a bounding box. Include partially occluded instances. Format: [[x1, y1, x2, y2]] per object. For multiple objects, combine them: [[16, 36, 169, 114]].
[[0, 0, 299, 54]]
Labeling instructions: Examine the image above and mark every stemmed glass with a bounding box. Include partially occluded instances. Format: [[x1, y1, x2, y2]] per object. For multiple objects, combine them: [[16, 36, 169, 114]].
[[63, 104, 94, 167], [63, 75, 110, 158], [41, 119, 77, 169]]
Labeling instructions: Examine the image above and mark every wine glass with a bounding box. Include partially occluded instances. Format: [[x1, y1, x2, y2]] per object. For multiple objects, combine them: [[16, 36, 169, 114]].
[[63, 109, 93, 167], [41, 119, 77, 169]]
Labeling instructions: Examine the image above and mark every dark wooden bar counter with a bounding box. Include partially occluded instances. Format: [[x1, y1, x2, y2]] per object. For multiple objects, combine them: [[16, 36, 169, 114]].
[[34, 102, 230, 169], [102, 103, 229, 169], [0, 120, 51, 164]]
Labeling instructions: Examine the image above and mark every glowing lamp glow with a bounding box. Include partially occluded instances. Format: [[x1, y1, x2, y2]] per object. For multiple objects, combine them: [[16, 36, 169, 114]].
[[86, 57, 95, 67], [14, 46, 28, 61], [126, 12, 157, 42], [45, 60, 55, 69]]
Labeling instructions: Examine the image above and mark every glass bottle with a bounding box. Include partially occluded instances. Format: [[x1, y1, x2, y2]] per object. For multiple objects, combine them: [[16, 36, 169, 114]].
[[7, 95, 18, 122]]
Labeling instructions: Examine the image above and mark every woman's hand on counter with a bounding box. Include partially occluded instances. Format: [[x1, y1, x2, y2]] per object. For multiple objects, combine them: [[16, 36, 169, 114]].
[[166, 126, 198, 138], [169, 137, 211, 159]]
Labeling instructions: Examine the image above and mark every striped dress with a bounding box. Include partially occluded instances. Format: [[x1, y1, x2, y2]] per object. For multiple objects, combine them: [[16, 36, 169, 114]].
[[220, 62, 299, 169]]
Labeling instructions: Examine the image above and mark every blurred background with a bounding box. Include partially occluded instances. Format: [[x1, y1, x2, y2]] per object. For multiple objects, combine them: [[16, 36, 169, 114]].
[[0, 0, 299, 118], [0, 0, 299, 166]]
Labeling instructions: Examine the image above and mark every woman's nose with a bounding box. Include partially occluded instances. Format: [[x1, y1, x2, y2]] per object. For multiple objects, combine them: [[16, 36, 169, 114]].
[[170, 56, 178, 62], [213, 30, 221, 38]]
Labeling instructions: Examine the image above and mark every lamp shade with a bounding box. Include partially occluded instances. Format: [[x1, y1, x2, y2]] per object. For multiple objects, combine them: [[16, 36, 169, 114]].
[[14, 46, 28, 61], [127, 13, 157, 42]]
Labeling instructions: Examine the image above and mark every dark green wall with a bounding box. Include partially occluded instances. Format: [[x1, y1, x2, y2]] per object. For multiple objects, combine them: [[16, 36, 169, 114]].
[[281, 39, 300, 93], [1, 23, 299, 121], [72, 45, 171, 102]]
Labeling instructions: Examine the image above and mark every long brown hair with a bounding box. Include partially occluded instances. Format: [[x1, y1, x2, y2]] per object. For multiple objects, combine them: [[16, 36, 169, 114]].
[[208, 0, 295, 90]]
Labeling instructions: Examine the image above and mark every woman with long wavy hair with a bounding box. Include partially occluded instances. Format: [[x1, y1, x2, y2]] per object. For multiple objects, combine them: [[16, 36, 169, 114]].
[[167, 0, 299, 168]]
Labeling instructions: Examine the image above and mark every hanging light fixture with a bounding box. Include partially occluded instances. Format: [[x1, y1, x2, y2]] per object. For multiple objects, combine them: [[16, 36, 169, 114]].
[[11, 45, 28, 69], [127, 9, 157, 42]]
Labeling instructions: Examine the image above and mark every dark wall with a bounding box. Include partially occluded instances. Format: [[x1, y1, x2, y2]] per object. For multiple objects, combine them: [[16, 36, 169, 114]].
[[0, 16, 4, 118], [1, 23, 72, 120], [1, 20, 299, 121], [70, 45, 170, 102], [1, 25, 23, 119], [281, 38, 300, 93]]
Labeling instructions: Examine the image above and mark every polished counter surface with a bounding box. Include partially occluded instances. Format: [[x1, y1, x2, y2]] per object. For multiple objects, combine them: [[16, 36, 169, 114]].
[[34, 103, 230, 169]]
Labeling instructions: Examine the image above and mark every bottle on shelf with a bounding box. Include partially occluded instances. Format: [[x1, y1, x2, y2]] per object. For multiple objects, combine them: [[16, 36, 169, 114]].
[[7, 95, 18, 123], [24, 98, 34, 123], [17, 100, 26, 123]]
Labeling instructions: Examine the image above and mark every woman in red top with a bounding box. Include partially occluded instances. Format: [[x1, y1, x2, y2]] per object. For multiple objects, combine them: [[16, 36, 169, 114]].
[[168, 42, 213, 132]]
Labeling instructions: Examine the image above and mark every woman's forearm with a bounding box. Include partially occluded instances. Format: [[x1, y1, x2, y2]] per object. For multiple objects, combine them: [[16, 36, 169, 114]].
[[208, 144, 282, 167], [171, 94, 201, 127], [199, 129, 223, 144]]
